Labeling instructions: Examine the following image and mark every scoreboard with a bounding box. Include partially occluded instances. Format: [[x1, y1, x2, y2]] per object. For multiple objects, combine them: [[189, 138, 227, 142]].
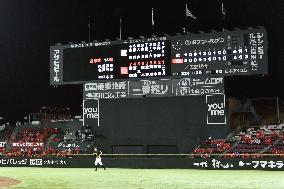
[[171, 28, 267, 76], [63, 41, 171, 82], [50, 28, 267, 85]]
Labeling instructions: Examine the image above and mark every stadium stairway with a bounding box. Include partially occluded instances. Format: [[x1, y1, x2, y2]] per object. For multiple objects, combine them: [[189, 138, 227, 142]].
[[44, 134, 56, 149], [259, 135, 281, 154], [8, 126, 21, 147], [219, 140, 241, 157], [226, 126, 242, 140], [218, 126, 243, 157]]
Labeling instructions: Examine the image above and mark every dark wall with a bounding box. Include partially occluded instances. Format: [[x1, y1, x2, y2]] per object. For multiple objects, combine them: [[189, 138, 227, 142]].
[[1, 157, 283, 170], [91, 96, 228, 153]]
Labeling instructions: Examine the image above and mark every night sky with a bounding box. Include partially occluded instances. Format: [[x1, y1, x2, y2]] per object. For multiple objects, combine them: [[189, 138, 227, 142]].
[[0, 0, 283, 121]]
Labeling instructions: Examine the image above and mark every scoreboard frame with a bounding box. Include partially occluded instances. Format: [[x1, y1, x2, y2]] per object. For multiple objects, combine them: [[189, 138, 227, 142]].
[[50, 27, 267, 85]]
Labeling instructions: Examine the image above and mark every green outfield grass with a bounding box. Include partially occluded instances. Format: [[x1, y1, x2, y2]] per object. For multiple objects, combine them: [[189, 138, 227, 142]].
[[1, 168, 284, 189]]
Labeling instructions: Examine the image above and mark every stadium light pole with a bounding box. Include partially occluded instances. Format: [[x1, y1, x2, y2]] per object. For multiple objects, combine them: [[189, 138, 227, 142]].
[[88, 16, 91, 43], [119, 17, 122, 40], [276, 96, 280, 124]]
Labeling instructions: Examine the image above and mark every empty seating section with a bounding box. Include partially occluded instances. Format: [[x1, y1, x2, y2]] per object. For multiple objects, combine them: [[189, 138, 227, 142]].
[[13, 128, 58, 143], [0, 119, 94, 157], [193, 139, 231, 156], [2, 121, 284, 159], [193, 124, 284, 158]]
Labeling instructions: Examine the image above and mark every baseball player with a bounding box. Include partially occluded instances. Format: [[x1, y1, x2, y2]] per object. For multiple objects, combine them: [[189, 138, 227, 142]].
[[93, 147, 106, 171]]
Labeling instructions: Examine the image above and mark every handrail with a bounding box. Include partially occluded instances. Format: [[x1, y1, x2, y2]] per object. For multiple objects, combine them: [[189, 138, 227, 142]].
[[44, 153, 284, 156]]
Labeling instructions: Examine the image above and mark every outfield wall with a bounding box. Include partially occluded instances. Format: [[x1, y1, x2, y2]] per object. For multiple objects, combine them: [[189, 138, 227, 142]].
[[90, 96, 228, 154], [0, 157, 283, 170]]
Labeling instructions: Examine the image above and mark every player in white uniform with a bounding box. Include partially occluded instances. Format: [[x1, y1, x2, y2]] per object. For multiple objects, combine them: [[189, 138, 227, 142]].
[[93, 147, 106, 171]]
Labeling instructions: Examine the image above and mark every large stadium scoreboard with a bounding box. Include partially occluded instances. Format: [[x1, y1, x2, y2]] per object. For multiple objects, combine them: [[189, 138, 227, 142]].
[[50, 28, 267, 85]]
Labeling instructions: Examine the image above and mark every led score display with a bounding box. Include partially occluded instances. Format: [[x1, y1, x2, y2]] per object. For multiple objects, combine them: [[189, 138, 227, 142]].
[[171, 28, 267, 76], [63, 41, 171, 82]]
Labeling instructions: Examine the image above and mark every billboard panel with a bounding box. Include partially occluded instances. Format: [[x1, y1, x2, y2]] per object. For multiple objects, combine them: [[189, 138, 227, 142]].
[[206, 94, 226, 124], [83, 99, 99, 127], [83, 77, 224, 99]]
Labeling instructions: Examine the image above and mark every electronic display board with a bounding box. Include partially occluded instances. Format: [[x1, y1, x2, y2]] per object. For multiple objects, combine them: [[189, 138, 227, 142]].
[[171, 28, 267, 76], [50, 28, 267, 85], [63, 41, 171, 82]]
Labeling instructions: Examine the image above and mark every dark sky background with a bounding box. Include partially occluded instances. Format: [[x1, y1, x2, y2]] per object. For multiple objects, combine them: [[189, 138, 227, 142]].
[[0, 0, 283, 121]]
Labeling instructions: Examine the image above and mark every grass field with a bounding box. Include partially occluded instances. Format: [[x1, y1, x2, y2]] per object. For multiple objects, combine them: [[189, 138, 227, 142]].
[[1, 168, 284, 189]]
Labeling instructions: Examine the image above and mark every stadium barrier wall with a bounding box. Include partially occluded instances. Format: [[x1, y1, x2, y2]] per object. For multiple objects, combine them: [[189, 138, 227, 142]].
[[0, 157, 284, 170], [91, 96, 228, 154]]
